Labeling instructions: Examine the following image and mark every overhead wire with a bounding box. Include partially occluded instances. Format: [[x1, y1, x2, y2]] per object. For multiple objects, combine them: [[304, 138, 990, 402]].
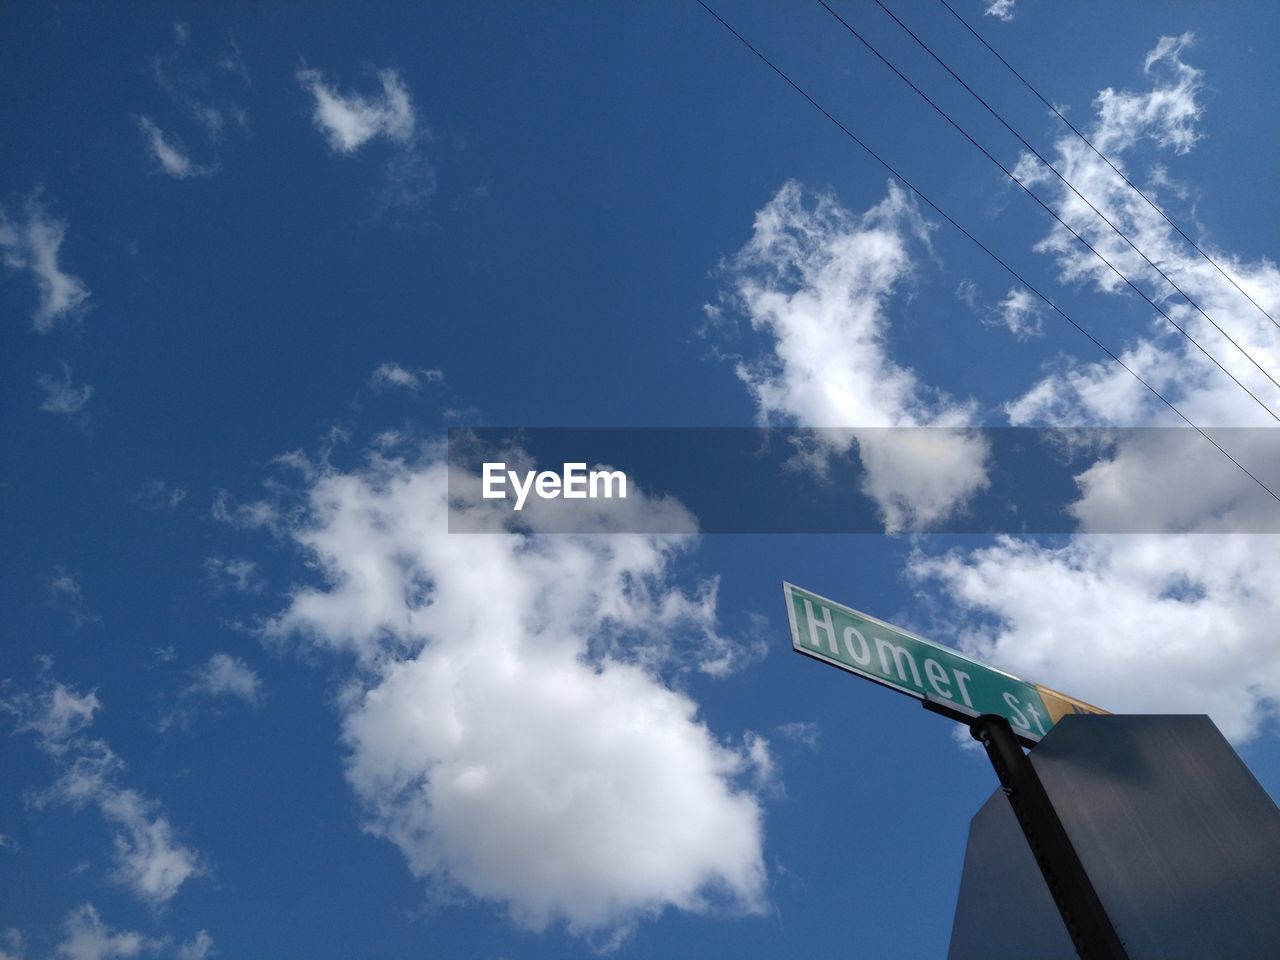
[[814, 0, 1280, 424], [861, 0, 1280, 395], [691, 0, 1280, 505], [936, 0, 1280, 332]]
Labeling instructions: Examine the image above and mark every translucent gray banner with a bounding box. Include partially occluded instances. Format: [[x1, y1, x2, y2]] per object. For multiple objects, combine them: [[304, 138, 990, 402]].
[[446, 427, 1280, 534]]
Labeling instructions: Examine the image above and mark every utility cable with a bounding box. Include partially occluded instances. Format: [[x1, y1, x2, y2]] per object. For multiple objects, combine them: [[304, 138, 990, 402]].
[[862, 0, 1280, 396], [815, 0, 1280, 424], [692, 0, 1280, 504], [936, 0, 1280, 332]]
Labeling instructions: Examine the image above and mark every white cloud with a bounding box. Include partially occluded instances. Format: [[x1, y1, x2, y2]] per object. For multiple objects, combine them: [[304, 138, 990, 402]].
[[1063, 429, 1279, 534], [1006, 34, 1279, 432], [0, 199, 90, 333], [204, 556, 262, 594], [984, 0, 1015, 22], [50, 569, 100, 630], [714, 180, 990, 532], [210, 489, 280, 532], [37, 364, 93, 415], [188, 653, 263, 703], [1002, 34, 1280, 501], [742, 732, 777, 795], [910, 534, 1280, 744], [54, 905, 152, 960], [913, 37, 1280, 744], [136, 479, 188, 513], [1103, 32, 1203, 155], [774, 721, 820, 749], [3, 681, 101, 753], [956, 281, 1043, 339], [369, 362, 442, 392], [0, 928, 24, 960], [159, 653, 264, 732], [262, 448, 767, 940], [136, 116, 215, 179], [176, 931, 215, 960], [297, 67, 415, 153], [993, 287, 1043, 338], [6, 678, 204, 904]]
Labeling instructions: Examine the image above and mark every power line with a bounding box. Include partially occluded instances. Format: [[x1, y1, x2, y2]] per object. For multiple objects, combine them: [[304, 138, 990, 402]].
[[815, 0, 1280, 425], [691, 0, 1280, 505], [864, 0, 1280, 398], [936, 0, 1280, 333]]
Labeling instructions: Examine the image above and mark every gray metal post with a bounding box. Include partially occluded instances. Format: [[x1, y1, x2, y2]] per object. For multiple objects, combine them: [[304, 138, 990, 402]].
[[970, 713, 1129, 960]]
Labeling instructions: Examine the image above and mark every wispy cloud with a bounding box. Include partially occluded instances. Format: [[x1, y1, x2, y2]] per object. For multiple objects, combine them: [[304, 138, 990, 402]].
[[297, 65, 436, 215], [37, 364, 93, 416], [994, 287, 1043, 338], [204, 557, 262, 594], [3, 677, 204, 903], [50, 903, 214, 960], [0, 199, 90, 333], [135, 24, 249, 180], [775, 721, 821, 750], [50, 568, 100, 630], [369, 362, 443, 392], [135, 479, 188, 513], [136, 117, 215, 179], [54, 904, 153, 960], [187, 654, 263, 703], [956, 281, 1044, 339], [211, 489, 280, 532], [158, 653, 264, 732], [984, 0, 1015, 22], [297, 67, 415, 153]]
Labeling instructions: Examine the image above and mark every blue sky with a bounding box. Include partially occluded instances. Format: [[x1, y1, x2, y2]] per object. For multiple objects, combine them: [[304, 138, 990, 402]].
[[3, 2, 1278, 958]]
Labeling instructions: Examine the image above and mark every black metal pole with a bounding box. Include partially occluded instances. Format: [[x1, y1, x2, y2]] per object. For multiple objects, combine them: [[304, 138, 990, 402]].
[[970, 714, 1129, 960]]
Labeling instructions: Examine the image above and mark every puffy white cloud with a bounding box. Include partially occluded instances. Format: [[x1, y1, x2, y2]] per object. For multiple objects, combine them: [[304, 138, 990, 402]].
[[1063, 429, 1280, 534], [1001, 35, 1280, 518], [263, 448, 767, 940], [5, 678, 204, 904], [54, 905, 152, 960], [136, 117, 215, 179], [912, 37, 1280, 744], [1006, 33, 1279, 435], [714, 181, 990, 532], [0, 200, 90, 333], [984, 0, 1015, 22], [910, 534, 1280, 743], [297, 67, 415, 153], [37, 364, 94, 415]]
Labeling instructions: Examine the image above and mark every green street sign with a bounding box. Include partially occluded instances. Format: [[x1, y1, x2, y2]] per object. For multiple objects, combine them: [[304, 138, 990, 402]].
[[784, 582, 1105, 743]]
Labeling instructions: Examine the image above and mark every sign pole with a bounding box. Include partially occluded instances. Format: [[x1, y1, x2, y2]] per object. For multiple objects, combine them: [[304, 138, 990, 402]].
[[970, 713, 1129, 960]]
